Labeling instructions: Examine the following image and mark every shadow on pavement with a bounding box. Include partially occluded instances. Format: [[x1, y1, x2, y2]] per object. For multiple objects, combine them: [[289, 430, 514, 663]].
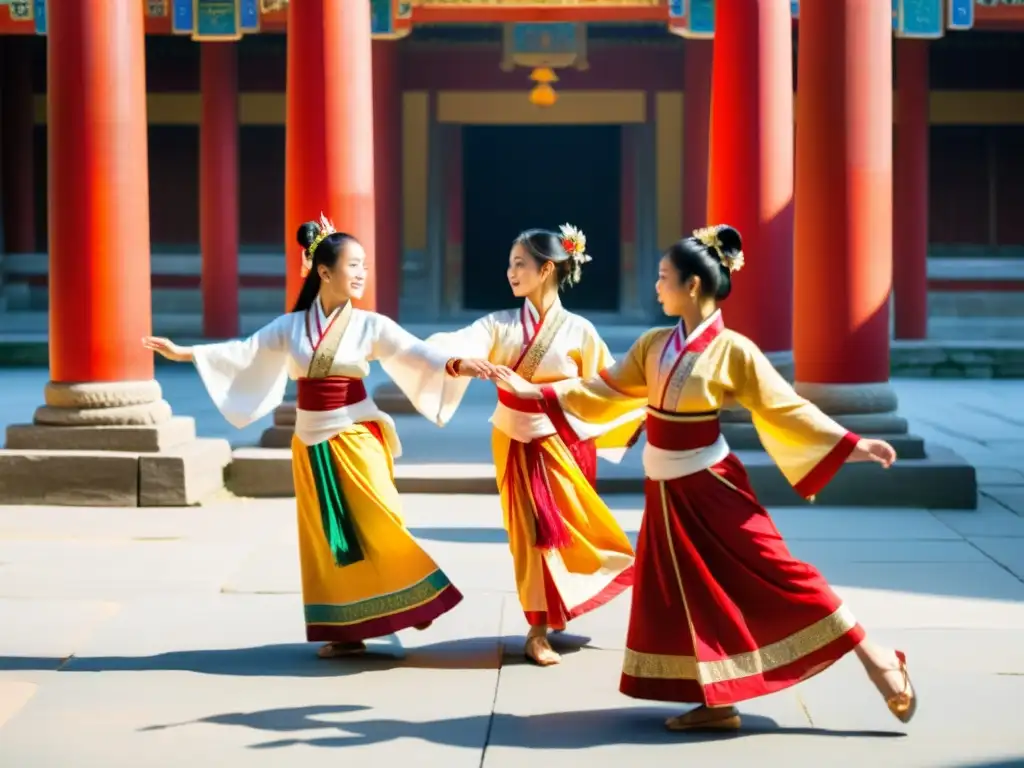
[[0, 634, 595, 677], [137, 704, 903, 750]]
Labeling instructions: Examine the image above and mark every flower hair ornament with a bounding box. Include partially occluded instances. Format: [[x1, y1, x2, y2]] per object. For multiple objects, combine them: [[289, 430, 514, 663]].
[[300, 213, 337, 278], [559, 223, 591, 266], [692, 225, 745, 274], [557, 223, 592, 287]]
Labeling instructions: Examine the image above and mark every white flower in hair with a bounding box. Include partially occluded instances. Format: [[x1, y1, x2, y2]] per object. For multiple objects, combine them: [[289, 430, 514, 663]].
[[559, 223, 591, 264], [317, 212, 336, 238]]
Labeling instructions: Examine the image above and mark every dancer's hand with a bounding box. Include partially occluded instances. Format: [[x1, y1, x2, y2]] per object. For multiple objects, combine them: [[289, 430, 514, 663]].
[[457, 358, 509, 380], [494, 369, 543, 399], [142, 336, 192, 363], [851, 438, 896, 469]]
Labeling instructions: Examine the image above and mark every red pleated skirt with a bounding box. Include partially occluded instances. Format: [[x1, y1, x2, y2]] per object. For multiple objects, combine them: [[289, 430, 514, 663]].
[[620, 453, 865, 707]]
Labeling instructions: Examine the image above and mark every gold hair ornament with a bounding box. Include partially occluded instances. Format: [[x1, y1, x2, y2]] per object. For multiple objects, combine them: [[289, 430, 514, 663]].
[[693, 225, 744, 273], [558, 223, 591, 287], [300, 212, 336, 278], [559, 223, 591, 265]]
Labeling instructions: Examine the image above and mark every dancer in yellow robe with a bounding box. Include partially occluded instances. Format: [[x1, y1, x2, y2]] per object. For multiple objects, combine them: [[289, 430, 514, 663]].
[[143, 215, 503, 658], [428, 225, 644, 666]]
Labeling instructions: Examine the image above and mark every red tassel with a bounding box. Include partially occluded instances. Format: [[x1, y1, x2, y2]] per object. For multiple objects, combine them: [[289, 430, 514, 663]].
[[567, 438, 597, 489], [524, 442, 573, 550]]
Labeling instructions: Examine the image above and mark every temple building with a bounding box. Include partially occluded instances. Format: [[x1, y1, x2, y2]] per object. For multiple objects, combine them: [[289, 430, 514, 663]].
[[0, 0, 1006, 506]]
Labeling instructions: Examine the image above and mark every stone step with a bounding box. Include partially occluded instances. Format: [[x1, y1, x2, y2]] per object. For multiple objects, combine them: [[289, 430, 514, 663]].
[[226, 444, 977, 509], [0, 437, 232, 507]]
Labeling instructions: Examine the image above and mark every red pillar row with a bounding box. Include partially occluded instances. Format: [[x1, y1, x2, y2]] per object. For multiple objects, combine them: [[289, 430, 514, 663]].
[[373, 40, 402, 319], [707, 0, 794, 353], [2, 38, 35, 254], [893, 39, 930, 341], [793, 0, 892, 385], [200, 43, 240, 339], [285, 0, 376, 311], [47, 1, 153, 383], [683, 40, 712, 235]]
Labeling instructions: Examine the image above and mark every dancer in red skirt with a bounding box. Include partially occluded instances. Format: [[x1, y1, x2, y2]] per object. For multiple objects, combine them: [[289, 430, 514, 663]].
[[498, 224, 917, 731]]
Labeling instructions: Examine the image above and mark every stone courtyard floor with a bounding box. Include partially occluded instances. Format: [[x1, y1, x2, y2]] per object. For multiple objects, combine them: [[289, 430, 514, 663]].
[[1, 371, 1024, 766]]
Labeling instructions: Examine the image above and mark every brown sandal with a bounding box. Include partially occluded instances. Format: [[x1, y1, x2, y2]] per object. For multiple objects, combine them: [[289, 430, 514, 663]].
[[869, 649, 917, 724], [317, 641, 367, 659], [665, 706, 741, 732]]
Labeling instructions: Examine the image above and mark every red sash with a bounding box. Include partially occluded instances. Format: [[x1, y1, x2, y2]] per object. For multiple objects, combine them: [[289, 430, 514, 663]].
[[297, 377, 368, 412]]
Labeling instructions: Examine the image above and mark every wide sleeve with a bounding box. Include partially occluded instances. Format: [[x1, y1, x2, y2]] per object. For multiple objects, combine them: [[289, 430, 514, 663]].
[[541, 329, 652, 426], [728, 337, 860, 499], [574, 324, 647, 458], [191, 314, 292, 429], [424, 314, 497, 416], [578, 324, 616, 379], [371, 314, 462, 427]]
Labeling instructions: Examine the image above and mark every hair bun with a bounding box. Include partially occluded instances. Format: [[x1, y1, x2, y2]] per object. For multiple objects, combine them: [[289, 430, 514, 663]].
[[296, 221, 320, 251], [715, 225, 742, 258]]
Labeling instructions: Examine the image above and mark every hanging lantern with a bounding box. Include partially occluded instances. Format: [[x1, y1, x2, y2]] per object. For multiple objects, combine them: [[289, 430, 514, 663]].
[[528, 66, 558, 108]]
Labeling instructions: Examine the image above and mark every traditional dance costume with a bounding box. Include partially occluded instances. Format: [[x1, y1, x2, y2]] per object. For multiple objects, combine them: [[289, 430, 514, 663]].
[[428, 297, 644, 630], [542, 310, 866, 706], [192, 299, 463, 642]]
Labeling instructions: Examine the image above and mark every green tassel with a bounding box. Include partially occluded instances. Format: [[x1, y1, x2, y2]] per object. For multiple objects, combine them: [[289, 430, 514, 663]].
[[308, 441, 365, 567]]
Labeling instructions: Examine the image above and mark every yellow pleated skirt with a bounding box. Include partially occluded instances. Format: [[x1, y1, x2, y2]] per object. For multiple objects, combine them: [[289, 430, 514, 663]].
[[292, 422, 462, 642], [492, 429, 635, 630]]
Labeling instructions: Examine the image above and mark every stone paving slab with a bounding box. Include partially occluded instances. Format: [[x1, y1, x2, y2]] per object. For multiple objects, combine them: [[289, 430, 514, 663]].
[[0, 539, 255, 599], [2, 473, 1024, 764], [965, 536, 1024, 581], [933, 502, 1024, 538]]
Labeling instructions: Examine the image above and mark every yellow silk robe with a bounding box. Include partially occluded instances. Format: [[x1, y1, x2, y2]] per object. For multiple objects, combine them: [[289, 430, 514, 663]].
[[428, 297, 643, 629]]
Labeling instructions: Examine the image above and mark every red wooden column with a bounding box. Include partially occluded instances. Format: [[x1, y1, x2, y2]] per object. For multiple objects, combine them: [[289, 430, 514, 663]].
[[793, 0, 897, 414], [707, 0, 794, 352], [200, 43, 239, 339], [373, 40, 401, 319], [269, 0, 377, 445], [683, 39, 712, 234], [285, 0, 376, 310], [893, 40, 930, 340], [0, 1, 232, 507], [47, 2, 153, 386], [2, 38, 36, 254], [442, 127, 463, 314]]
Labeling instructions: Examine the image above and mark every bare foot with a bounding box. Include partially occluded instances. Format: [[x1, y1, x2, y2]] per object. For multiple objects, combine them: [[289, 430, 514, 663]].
[[317, 641, 366, 659], [665, 705, 741, 732], [413, 621, 433, 631], [525, 631, 561, 666]]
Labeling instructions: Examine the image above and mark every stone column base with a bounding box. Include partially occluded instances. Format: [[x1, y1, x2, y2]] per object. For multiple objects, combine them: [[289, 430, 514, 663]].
[[372, 382, 416, 415], [0, 380, 231, 506], [260, 401, 296, 448]]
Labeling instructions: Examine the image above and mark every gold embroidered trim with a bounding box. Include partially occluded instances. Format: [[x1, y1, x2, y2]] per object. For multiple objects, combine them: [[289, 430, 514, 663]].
[[623, 648, 698, 680], [645, 407, 719, 423], [659, 350, 700, 411], [516, 305, 568, 382], [307, 302, 354, 379], [623, 605, 858, 683]]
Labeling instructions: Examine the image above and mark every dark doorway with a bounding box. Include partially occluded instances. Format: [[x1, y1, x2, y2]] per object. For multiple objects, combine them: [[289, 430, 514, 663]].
[[462, 125, 622, 312]]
